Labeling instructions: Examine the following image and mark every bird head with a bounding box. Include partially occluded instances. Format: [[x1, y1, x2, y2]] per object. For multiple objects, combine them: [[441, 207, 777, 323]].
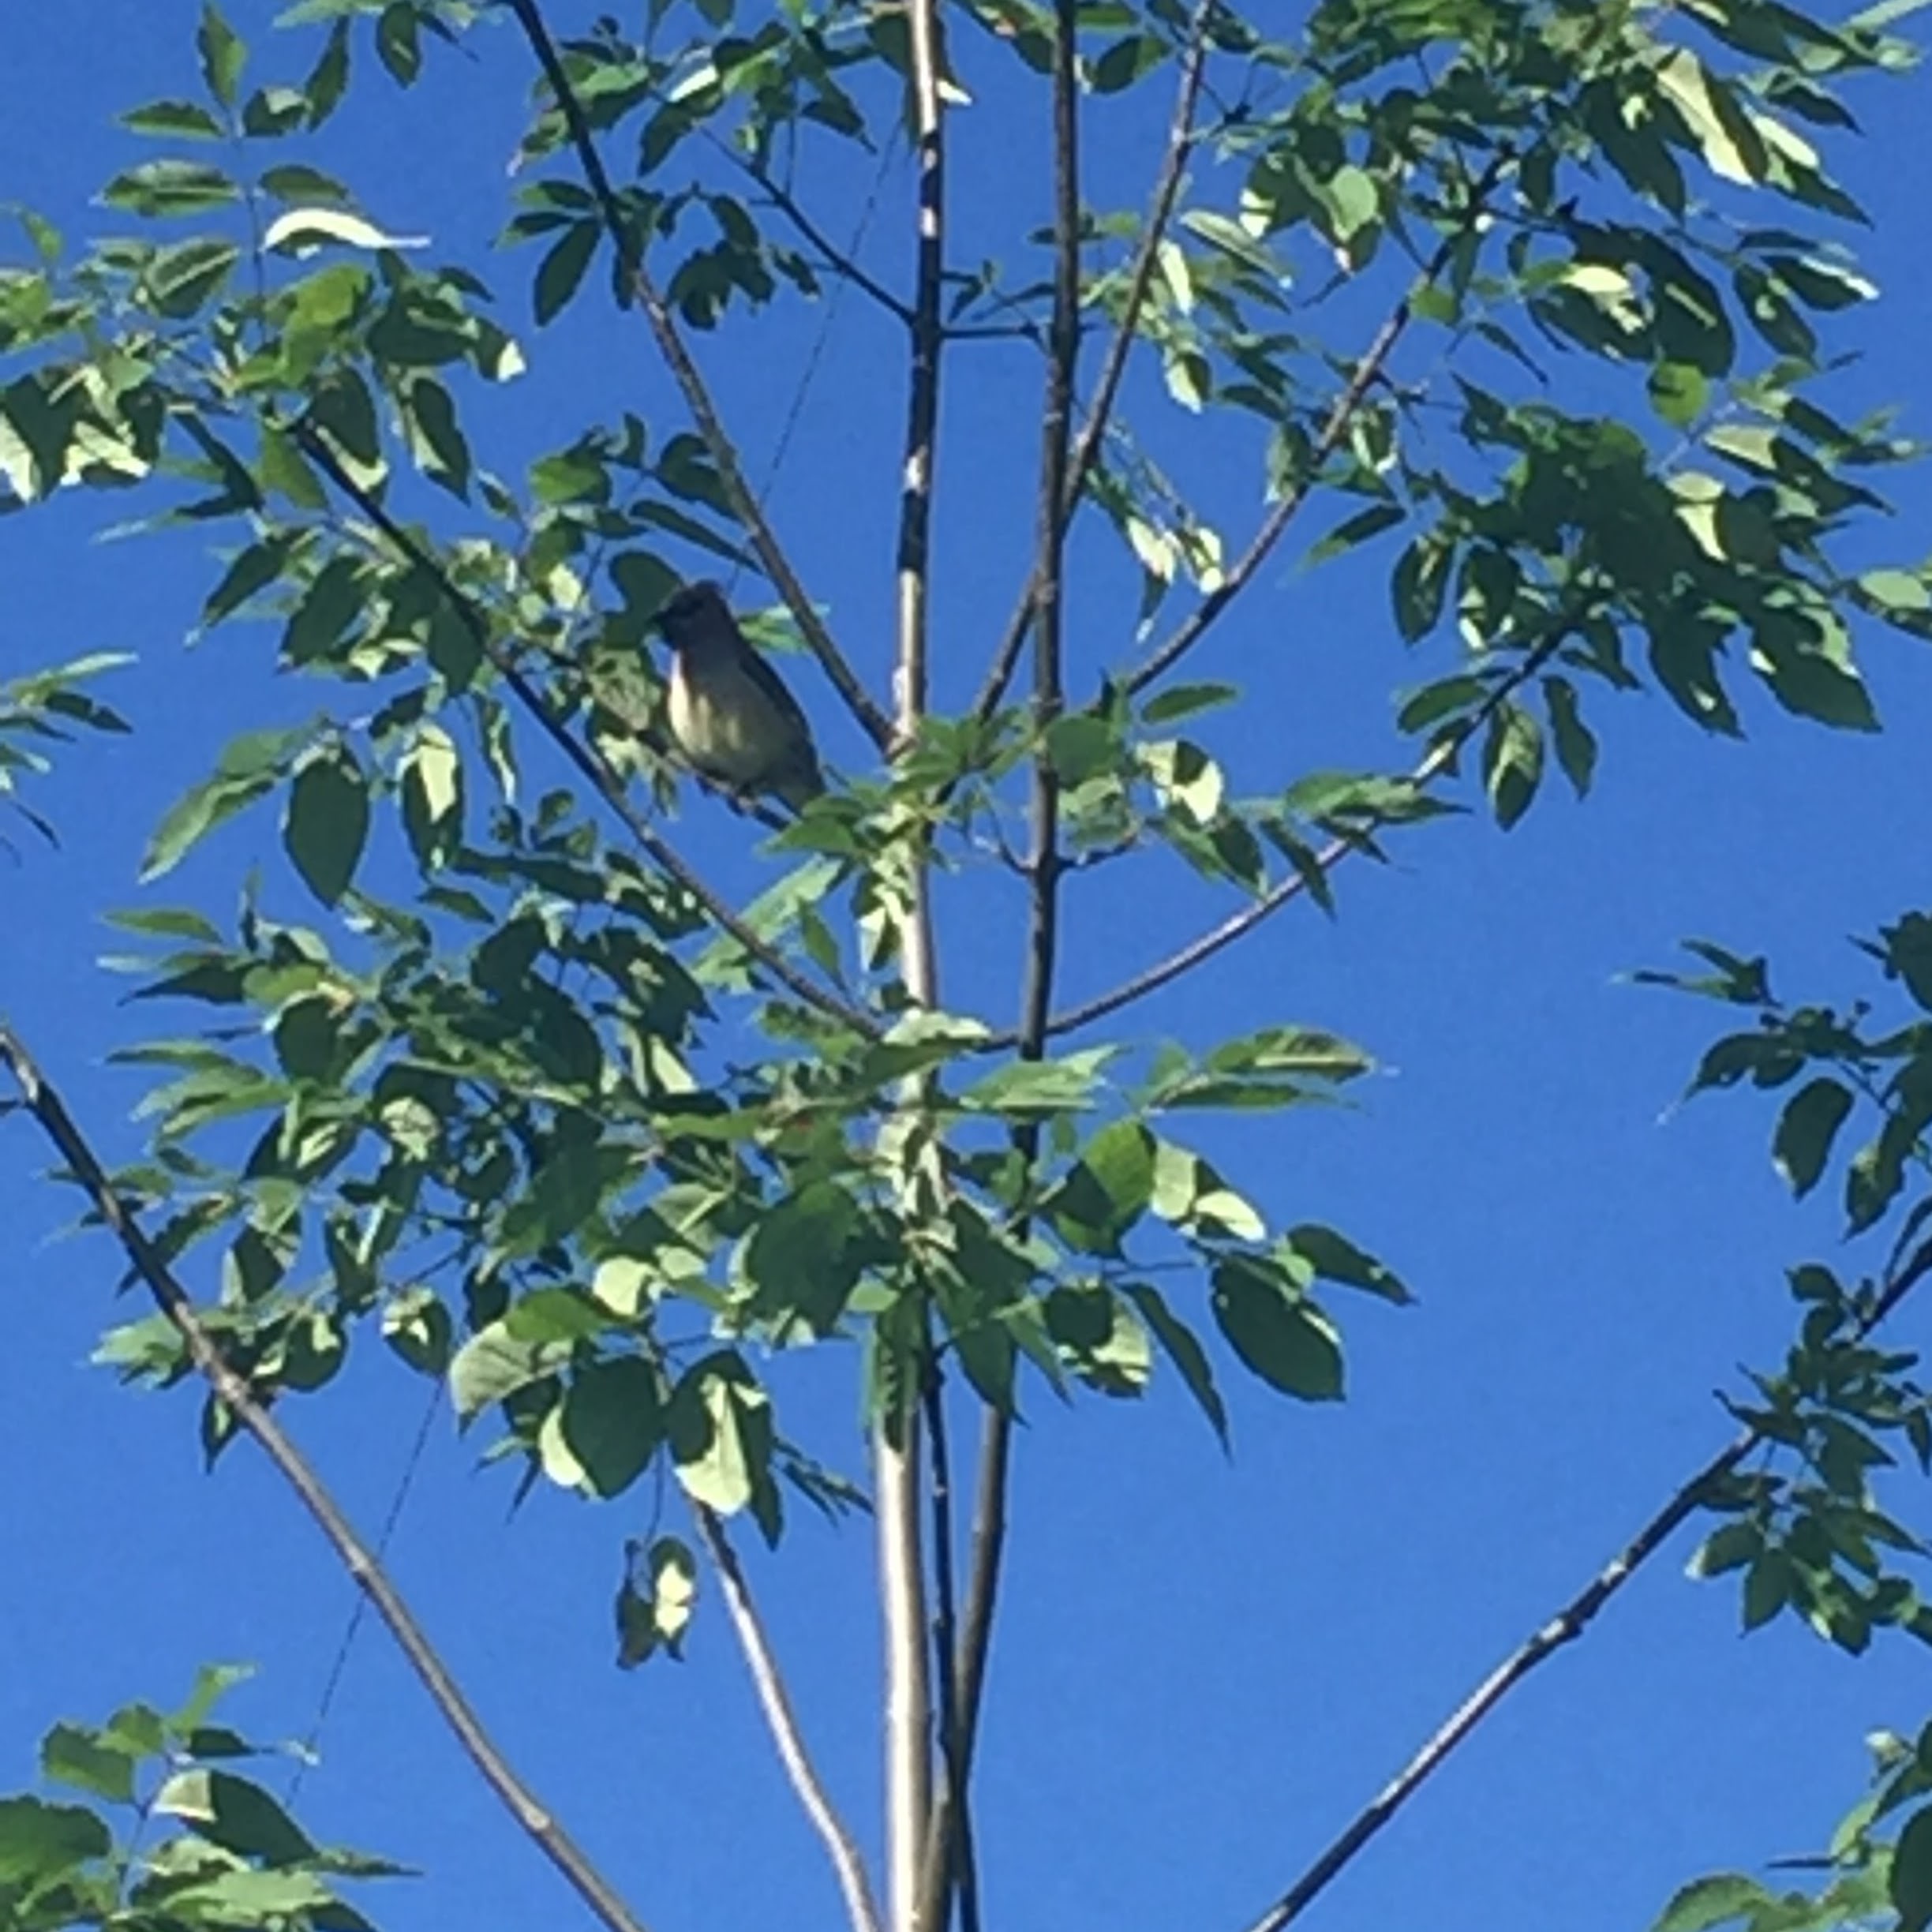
[[653, 581, 734, 660]]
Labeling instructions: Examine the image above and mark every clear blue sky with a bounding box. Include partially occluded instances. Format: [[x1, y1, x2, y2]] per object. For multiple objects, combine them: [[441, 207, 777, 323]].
[[6, 6, 1932, 1932]]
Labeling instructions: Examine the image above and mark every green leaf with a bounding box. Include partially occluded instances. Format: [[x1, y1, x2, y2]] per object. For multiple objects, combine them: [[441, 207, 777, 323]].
[[1751, 635, 1879, 732], [961, 1050, 1111, 1120], [121, 99, 227, 139], [1650, 1874, 1773, 1932], [400, 724, 462, 871], [1211, 1260, 1343, 1401], [197, 4, 246, 107], [449, 1323, 564, 1422], [148, 238, 241, 316], [305, 21, 351, 125], [201, 534, 294, 627], [669, 1354, 773, 1519], [100, 159, 240, 217], [1772, 1077, 1853, 1198], [1306, 500, 1405, 567], [559, 1357, 663, 1498], [1140, 681, 1238, 726], [744, 1181, 862, 1335], [1045, 1119, 1155, 1255], [376, 1, 423, 84], [0, 1796, 111, 1884], [1122, 1282, 1228, 1443], [1896, 1807, 1932, 1932], [617, 1535, 698, 1668], [1543, 677, 1597, 799], [1484, 703, 1543, 829], [284, 748, 369, 905], [1647, 361, 1708, 427], [1286, 1224, 1410, 1303], [1391, 534, 1454, 642], [155, 1767, 314, 1863], [140, 770, 278, 881], [40, 1724, 137, 1803], [1740, 1548, 1791, 1629], [1860, 567, 1932, 614], [534, 221, 601, 326]]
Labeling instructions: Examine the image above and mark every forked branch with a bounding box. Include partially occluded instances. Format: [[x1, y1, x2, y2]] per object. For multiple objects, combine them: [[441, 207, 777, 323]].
[[972, 0, 1215, 723], [1042, 619, 1575, 1042], [1125, 149, 1513, 696], [0, 1027, 653, 1932]]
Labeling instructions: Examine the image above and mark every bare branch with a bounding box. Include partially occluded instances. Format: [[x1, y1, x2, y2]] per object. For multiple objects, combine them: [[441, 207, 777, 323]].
[[501, 0, 895, 754], [920, 1377, 982, 1932], [1239, 1230, 1932, 1932], [921, 1402, 1013, 1927], [289, 422, 881, 1041], [921, 8, 1084, 1926], [1043, 621, 1569, 1042], [0, 1027, 653, 1932], [880, 2, 950, 1923], [691, 1505, 885, 1932], [972, 2, 1215, 724], [1125, 151, 1512, 697]]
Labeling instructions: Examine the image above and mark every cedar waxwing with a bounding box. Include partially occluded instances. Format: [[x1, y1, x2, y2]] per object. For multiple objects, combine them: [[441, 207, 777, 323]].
[[653, 581, 825, 813]]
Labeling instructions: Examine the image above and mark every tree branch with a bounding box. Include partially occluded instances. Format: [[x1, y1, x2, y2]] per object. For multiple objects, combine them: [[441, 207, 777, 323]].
[[1124, 151, 1511, 697], [288, 422, 879, 1041], [1041, 621, 1570, 1042], [972, 2, 1214, 724], [0, 1026, 653, 1932], [920, 1375, 981, 1932], [691, 1504, 885, 1932], [1238, 1229, 1932, 1932], [881, 1, 949, 1923], [501, 0, 895, 754], [920, 8, 1084, 1925]]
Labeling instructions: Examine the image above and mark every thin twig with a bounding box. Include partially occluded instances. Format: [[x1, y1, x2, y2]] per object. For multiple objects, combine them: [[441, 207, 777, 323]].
[[1124, 150, 1512, 697], [1240, 1230, 1932, 1932], [288, 423, 879, 1040], [727, 148, 916, 328], [972, 1, 1215, 723], [691, 1504, 885, 1932], [1039, 620, 1572, 1042], [0, 1027, 653, 1932], [501, 0, 895, 754]]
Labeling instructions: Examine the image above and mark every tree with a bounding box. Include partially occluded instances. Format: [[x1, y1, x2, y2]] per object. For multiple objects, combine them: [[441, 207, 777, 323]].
[[6, 2, 1932, 1930]]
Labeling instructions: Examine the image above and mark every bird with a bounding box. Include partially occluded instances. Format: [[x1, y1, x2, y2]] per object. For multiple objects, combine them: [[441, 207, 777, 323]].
[[653, 581, 825, 813]]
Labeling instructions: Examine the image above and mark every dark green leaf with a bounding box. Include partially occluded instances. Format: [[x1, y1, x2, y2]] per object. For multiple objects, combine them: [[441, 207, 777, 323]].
[[534, 222, 601, 326], [284, 749, 369, 906], [155, 1766, 314, 1863], [1211, 1260, 1343, 1401], [121, 99, 226, 140], [1122, 1282, 1228, 1443], [1772, 1077, 1853, 1198], [197, 4, 246, 107], [1896, 1807, 1932, 1932], [560, 1357, 663, 1498]]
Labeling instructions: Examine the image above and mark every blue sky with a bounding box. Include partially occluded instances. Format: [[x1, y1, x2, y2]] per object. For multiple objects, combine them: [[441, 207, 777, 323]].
[[6, 6, 1932, 1932]]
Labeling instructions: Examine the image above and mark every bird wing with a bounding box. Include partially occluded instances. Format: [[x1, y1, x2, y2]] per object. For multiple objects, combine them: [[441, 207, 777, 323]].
[[737, 644, 825, 795]]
